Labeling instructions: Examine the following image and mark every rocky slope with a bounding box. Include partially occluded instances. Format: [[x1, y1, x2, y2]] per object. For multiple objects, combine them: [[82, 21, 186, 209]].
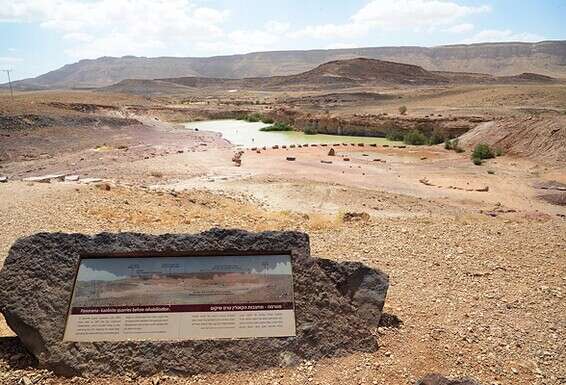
[[7, 41, 566, 89], [458, 116, 566, 163]]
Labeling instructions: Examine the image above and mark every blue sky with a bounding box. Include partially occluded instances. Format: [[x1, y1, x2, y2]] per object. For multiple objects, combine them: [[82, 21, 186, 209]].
[[1, 0, 564, 81]]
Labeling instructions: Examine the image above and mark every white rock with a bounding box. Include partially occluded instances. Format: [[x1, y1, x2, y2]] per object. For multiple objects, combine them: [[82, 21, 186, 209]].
[[0, 176, 7, 183], [79, 178, 103, 184], [64, 175, 80, 182], [22, 174, 65, 183]]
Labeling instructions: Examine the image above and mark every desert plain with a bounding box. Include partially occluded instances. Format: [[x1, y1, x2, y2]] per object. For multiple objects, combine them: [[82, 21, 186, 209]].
[[0, 58, 565, 385]]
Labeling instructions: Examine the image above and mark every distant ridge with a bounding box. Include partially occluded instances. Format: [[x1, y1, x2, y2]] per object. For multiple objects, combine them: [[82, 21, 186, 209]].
[[104, 58, 557, 95], [6, 40, 566, 89]]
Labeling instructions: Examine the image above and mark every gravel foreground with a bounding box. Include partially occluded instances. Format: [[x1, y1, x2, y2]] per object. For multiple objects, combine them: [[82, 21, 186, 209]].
[[0, 182, 564, 385]]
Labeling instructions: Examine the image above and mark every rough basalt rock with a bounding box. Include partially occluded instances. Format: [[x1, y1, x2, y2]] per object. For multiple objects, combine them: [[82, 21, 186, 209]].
[[0, 229, 389, 377]]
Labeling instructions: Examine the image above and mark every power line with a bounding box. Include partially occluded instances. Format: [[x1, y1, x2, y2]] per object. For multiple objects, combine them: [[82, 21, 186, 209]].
[[2, 69, 14, 99]]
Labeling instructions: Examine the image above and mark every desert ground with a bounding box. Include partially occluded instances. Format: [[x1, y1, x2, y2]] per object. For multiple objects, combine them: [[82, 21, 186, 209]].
[[0, 79, 565, 385]]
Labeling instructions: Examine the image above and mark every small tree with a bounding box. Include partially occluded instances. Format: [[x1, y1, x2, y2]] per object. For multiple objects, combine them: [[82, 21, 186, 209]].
[[403, 130, 427, 145], [399, 105, 408, 115], [472, 143, 495, 160]]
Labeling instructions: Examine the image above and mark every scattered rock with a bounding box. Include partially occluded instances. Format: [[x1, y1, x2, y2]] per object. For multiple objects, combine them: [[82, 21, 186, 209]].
[[22, 174, 65, 183], [286, 157, 296, 161], [342, 212, 370, 222], [95, 183, 111, 191], [343, 158, 350, 162], [19, 376, 33, 385], [475, 186, 489, 192], [328, 148, 335, 156], [415, 373, 482, 385], [232, 150, 244, 167], [80, 178, 102, 184], [0, 176, 7, 183], [272, 145, 279, 149], [419, 178, 434, 186], [321, 160, 333, 164]]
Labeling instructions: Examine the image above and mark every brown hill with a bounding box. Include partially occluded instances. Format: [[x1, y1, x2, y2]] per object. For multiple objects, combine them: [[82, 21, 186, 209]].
[[7, 40, 566, 89], [105, 58, 557, 94], [106, 58, 450, 93], [268, 58, 449, 87]]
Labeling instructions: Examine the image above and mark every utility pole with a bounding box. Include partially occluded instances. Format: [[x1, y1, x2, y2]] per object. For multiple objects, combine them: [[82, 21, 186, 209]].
[[2, 69, 14, 99]]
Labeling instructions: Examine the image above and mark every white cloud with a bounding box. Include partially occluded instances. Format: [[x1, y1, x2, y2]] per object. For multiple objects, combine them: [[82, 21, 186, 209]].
[[0, 0, 542, 63], [289, 22, 371, 39], [462, 29, 544, 44], [444, 23, 474, 33], [0, 56, 23, 64], [0, 0, 230, 59], [352, 0, 490, 28], [287, 0, 489, 41], [265, 21, 290, 34]]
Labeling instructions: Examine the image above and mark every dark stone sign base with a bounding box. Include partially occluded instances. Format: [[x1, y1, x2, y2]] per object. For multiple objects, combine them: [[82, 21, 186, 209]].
[[0, 229, 389, 377]]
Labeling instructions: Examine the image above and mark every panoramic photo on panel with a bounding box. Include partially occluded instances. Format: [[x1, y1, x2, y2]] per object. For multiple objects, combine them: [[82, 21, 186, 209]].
[[0, 0, 564, 384]]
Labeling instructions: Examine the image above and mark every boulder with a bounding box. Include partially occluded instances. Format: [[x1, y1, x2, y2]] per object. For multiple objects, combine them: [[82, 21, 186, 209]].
[[0, 230, 388, 377], [0, 176, 7, 183], [64, 175, 79, 182], [328, 148, 335, 156]]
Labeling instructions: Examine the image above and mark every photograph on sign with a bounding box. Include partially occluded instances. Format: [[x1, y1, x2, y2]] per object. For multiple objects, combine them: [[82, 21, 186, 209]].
[[64, 254, 295, 342]]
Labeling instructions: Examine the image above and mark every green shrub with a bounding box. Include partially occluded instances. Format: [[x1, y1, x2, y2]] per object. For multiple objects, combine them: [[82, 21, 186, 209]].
[[445, 138, 465, 153], [244, 112, 263, 122], [260, 122, 293, 132], [428, 131, 445, 145], [403, 130, 427, 145], [495, 147, 503, 156], [472, 143, 495, 160], [261, 117, 274, 124], [386, 130, 404, 141], [399, 105, 407, 115], [303, 126, 318, 135]]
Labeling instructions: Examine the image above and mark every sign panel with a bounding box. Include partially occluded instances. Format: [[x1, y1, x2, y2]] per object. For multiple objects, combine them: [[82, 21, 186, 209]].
[[64, 254, 295, 342]]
